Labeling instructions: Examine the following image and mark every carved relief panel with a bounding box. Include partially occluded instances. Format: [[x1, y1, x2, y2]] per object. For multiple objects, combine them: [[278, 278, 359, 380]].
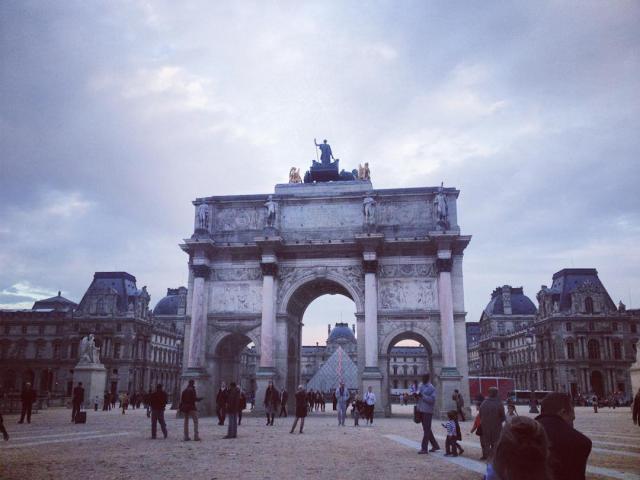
[[210, 282, 262, 313], [378, 279, 437, 310]]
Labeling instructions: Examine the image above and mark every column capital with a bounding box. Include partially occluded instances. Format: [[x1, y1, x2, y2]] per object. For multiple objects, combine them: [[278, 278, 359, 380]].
[[436, 258, 452, 273], [260, 262, 278, 277], [363, 259, 378, 274], [191, 264, 211, 279]]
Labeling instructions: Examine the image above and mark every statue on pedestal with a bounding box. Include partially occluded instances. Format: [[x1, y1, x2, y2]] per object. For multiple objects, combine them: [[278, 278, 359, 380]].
[[264, 195, 277, 228], [314, 138, 334, 165], [358, 163, 371, 181], [79, 334, 101, 365], [363, 196, 376, 227], [434, 182, 449, 230], [196, 204, 209, 231]]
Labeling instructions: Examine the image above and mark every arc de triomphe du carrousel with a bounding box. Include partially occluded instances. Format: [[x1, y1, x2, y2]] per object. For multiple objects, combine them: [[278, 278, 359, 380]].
[[179, 144, 471, 417]]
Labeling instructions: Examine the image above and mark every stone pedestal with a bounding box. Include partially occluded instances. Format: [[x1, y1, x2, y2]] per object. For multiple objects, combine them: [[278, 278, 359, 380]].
[[181, 368, 212, 415], [362, 367, 384, 416], [73, 363, 107, 410], [437, 368, 464, 419]]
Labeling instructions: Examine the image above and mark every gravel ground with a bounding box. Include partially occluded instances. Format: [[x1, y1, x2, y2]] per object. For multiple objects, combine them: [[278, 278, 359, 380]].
[[0, 405, 637, 480]]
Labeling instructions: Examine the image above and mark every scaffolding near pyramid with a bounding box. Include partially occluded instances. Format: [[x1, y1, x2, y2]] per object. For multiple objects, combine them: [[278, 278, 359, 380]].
[[306, 345, 358, 392]]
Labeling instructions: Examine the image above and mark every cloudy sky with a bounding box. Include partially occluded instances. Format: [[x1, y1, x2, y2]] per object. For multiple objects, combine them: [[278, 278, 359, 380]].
[[1, 1, 639, 346]]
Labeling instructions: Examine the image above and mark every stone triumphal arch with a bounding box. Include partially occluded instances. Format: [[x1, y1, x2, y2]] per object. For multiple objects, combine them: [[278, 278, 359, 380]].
[[181, 176, 471, 416]]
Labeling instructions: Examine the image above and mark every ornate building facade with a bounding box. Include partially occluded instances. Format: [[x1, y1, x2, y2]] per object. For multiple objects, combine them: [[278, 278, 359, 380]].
[[0, 273, 183, 402], [472, 270, 639, 401]]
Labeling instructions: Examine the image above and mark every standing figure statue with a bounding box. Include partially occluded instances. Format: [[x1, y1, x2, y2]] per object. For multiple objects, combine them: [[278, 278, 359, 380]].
[[434, 182, 448, 228], [314, 138, 334, 165], [289, 167, 302, 184], [196, 203, 209, 231], [79, 334, 100, 364], [363, 196, 376, 227], [264, 195, 277, 229]]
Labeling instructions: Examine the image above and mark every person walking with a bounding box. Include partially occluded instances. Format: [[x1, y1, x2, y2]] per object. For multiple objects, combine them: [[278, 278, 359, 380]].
[[149, 383, 168, 439], [364, 386, 376, 425], [70, 382, 84, 423], [335, 381, 350, 426], [0, 413, 9, 441], [479, 386, 506, 460], [290, 385, 307, 434], [535, 392, 592, 480], [120, 392, 129, 414], [238, 390, 247, 426], [332, 391, 337, 411], [215, 383, 228, 426], [18, 382, 37, 424], [592, 395, 598, 413], [224, 382, 240, 439], [264, 380, 279, 426], [180, 379, 202, 441], [279, 388, 288, 417], [144, 388, 153, 418], [416, 373, 440, 454], [103, 391, 111, 411], [442, 410, 459, 457], [453, 389, 466, 421], [633, 388, 640, 427]]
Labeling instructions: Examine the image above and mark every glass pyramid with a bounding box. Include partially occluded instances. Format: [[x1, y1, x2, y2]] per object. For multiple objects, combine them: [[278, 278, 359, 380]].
[[306, 345, 358, 393]]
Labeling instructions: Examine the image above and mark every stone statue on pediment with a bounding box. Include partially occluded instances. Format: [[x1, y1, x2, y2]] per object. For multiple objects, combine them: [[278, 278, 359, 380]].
[[196, 204, 209, 231], [363, 196, 376, 227], [289, 167, 302, 183], [434, 182, 449, 230]]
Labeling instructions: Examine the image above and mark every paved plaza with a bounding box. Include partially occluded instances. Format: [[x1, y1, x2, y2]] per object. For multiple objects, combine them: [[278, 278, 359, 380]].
[[1, 405, 638, 480]]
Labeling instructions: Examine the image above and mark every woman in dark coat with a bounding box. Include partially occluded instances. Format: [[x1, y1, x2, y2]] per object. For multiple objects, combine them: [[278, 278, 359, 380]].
[[264, 380, 279, 426], [290, 385, 308, 434]]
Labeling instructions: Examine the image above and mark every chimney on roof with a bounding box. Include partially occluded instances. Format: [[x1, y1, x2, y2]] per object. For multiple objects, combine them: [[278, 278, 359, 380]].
[[352, 324, 355, 334], [502, 285, 512, 315], [58, 291, 61, 297], [328, 324, 331, 335]]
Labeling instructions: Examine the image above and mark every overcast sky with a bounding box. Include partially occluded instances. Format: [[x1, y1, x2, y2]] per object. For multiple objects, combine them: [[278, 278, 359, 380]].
[[1, 1, 638, 346]]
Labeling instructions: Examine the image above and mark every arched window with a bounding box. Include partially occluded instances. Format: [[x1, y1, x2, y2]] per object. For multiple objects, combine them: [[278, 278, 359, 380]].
[[585, 297, 594, 314], [566, 342, 575, 360], [587, 339, 600, 360], [613, 342, 622, 360]]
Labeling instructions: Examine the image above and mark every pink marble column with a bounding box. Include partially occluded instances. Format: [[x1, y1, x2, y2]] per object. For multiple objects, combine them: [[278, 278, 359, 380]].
[[437, 257, 457, 369], [187, 264, 210, 370]]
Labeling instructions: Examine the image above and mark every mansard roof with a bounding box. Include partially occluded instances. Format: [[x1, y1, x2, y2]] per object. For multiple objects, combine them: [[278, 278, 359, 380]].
[[546, 268, 616, 312], [78, 271, 147, 313], [32, 291, 77, 311]]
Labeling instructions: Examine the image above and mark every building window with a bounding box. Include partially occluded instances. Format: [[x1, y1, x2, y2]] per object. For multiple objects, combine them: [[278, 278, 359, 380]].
[[22, 325, 27, 334], [612, 322, 618, 332], [39, 325, 45, 335], [613, 342, 622, 360], [587, 340, 600, 360], [566, 322, 572, 332], [412, 365, 418, 375], [70, 342, 79, 359], [393, 380, 398, 389], [585, 297, 594, 314], [114, 343, 121, 359], [4, 325, 9, 334], [393, 366, 397, 375], [567, 342, 575, 360], [117, 323, 122, 332], [498, 323, 505, 335]]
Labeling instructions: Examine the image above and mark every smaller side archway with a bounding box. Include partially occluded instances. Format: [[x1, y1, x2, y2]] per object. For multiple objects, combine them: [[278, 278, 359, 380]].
[[381, 330, 435, 416]]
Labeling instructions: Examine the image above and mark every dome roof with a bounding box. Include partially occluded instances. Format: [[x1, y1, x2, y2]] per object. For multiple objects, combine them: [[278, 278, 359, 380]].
[[485, 286, 537, 315], [327, 322, 356, 344], [153, 287, 187, 316]]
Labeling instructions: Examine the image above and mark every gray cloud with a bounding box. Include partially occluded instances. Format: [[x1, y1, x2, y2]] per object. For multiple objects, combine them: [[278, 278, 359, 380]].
[[1, 1, 638, 343]]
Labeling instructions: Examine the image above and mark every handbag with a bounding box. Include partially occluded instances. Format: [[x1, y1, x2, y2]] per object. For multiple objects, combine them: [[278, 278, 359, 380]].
[[413, 405, 423, 424]]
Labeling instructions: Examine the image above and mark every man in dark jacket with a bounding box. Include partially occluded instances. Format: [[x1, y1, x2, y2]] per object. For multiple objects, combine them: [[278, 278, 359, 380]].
[[18, 382, 37, 424], [478, 386, 505, 460], [536, 392, 592, 480], [224, 382, 240, 439], [180, 379, 202, 441], [149, 383, 168, 439], [215, 383, 228, 426], [71, 382, 85, 423]]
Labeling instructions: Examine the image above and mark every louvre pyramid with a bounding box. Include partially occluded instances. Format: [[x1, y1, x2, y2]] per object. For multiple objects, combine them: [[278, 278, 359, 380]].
[[306, 345, 358, 392]]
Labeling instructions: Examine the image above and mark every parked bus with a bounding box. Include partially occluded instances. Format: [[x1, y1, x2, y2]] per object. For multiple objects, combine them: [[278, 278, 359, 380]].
[[468, 376, 515, 402], [507, 390, 555, 405]]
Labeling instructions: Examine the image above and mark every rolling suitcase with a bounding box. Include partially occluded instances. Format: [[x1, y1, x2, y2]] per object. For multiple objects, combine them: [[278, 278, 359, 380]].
[[75, 409, 87, 424]]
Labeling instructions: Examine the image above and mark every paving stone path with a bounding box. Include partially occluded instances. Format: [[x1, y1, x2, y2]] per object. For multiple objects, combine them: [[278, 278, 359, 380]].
[[1, 406, 638, 480]]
